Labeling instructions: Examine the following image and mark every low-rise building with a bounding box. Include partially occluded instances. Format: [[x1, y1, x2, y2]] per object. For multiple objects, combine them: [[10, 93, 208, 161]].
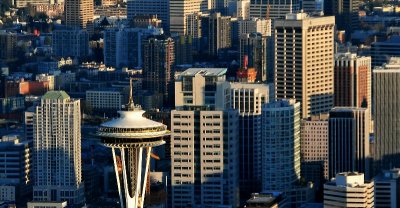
[[324, 172, 374, 208]]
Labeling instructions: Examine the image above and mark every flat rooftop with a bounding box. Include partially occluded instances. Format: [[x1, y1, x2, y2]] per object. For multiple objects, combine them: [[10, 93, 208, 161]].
[[180, 68, 227, 77]]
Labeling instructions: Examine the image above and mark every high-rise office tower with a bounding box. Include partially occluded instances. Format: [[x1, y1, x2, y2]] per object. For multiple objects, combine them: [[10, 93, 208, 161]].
[[216, 82, 271, 199], [334, 53, 371, 109], [185, 12, 203, 52], [371, 36, 400, 68], [171, 68, 239, 207], [32, 91, 85, 206], [52, 29, 89, 58], [324, 172, 374, 208], [127, 0, 169, 31], [249, 0, 300, 19], [328, 107, 370, 179], [261, 99, 301, 191], [103, 27, 163, 68], [65, 0, 93, 30], [374, 168, 400, 208], [324, 0, 360, 38], [274, 13, 335, 118], [142, 35, 175, 106], [170, 0, 202, 35], [201, 12, 231, 57], [301, 114, 329, 179], [374, 57, 400, 173], [240, 33, 268, 82]]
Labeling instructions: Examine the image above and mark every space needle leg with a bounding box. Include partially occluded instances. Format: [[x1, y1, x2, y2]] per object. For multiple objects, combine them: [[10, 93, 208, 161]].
[[133, 147, 143, 207], [140, 146, 152, 207], [112, 147, 124, 208], [121, 148, 136, 208]]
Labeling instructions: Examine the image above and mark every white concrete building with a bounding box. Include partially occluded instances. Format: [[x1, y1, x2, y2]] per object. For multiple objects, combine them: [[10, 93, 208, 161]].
[[33, 91, 84, 206], [324, 172, 374, 208], [274, 13, 335, 118], [170, 109, 239, 207], [261, 99, 301, 192], [174, 68, 227, 109], [86, 90, 123, 110]]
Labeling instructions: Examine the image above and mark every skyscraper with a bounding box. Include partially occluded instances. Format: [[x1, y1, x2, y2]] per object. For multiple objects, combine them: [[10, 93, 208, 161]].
[[324, 0, 360, 38], [216, 82, 271, 199], [374, 57, 400, 173], [334, 53, 371, 109], [65, 0, 93, 30], [103, 27, 163, 68], [374, 168, 400, 208], [169, 0, 203, 34], [240, 33, 268, 82], [274, 13, 335, 118], [201, 12, 231, 57], [249, 0, 300, 19], [33, 91, 84, 206], [170, 109, 239, 207], [171, 68, 240, 207], [261, 99, 301, 191], [142, 35, 175, 106], [328, 107, 370, 179], [301, 114, 329, 179]]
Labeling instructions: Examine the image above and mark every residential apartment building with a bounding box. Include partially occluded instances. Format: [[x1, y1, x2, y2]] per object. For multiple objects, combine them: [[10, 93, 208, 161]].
[[33, 91, 84, 206]]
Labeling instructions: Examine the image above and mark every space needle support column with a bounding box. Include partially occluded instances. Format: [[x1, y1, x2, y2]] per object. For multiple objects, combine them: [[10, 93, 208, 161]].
[[121, 148, 136, 208], [112, 147, 124, 208], [140, 146, 152, 207]]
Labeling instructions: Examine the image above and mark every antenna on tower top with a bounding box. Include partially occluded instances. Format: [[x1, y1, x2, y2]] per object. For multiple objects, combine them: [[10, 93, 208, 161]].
[[127, 77, 135, 110]]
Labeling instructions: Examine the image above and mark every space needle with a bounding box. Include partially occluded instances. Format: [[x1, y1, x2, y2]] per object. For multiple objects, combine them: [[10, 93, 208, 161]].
[[97, 79, 169, 208]]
